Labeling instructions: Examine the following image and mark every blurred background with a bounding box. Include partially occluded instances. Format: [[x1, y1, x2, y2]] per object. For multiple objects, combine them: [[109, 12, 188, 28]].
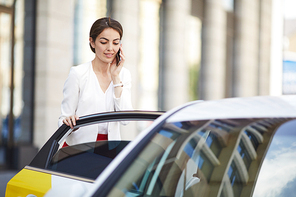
[[0, 0, 295, 190]]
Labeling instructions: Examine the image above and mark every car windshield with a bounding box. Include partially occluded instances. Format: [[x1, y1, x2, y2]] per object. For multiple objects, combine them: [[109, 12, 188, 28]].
[[106, 118, 296, 197]]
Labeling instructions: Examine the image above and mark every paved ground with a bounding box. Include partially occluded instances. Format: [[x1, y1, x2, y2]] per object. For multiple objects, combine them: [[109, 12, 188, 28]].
[[0, 171, 18, 197]]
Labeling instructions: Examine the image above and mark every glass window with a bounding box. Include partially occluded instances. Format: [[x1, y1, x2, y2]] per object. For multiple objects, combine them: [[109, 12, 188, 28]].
[[106, 120, 219, 197], [250, 125, 265, 134], [45, 119, 154, 181], [244, 129, 259, 150], [48, 140, 130, 180], [228, 162, 243, 196], [253, 119, 296, 197], [184, 139, 197, 158], [102, 118, 295, 197], [199, 129, 222, 158], [198, 152, 214, 182], [0, 12, 12, 148], [13, 0, 25, 144], [0, 0, 25, 168], [197, 155, 204, 169], [237, 141, 252, 170], [205, 134, 213, 147]]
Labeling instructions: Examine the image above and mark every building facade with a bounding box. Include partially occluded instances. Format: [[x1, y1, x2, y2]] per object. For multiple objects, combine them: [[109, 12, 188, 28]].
[[0, 0, 284, 169]]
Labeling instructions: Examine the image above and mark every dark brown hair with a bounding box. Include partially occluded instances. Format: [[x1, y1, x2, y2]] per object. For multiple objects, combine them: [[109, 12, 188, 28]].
[[89, 17, 123, 53]]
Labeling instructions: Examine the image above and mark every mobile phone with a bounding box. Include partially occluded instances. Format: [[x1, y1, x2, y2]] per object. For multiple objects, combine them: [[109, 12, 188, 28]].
[[116, 49, 121, 66]]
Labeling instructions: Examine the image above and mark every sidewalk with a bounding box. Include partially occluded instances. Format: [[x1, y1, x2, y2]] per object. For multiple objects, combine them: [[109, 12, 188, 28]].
[[0, 171, 18, 197]]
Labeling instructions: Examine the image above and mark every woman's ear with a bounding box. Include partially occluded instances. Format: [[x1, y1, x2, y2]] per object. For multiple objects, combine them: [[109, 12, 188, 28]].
[[89, 37, 95, 48]]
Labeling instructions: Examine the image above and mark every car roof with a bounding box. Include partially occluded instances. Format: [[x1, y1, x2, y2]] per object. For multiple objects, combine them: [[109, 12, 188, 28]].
[[167, 95, 296, 123]]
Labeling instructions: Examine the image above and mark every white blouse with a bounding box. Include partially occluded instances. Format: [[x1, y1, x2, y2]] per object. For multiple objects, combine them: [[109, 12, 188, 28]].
[[58, 61, 133, 145]]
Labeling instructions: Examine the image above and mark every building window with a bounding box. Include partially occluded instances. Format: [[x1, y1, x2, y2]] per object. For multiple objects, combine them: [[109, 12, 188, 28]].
[[237, 141, 252, 170], [0, 0, 36, 169], [244, 129, 260, 150], [199, 129, 222, 158], [228, 161, 243, 196], [198, 152, 214, 182]]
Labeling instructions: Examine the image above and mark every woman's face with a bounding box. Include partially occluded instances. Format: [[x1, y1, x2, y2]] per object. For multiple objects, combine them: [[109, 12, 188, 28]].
[[90, 28, 121, 64]]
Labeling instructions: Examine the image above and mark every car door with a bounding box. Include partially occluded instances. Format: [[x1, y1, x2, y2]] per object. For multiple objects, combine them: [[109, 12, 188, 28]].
[[5, 111, 163, 197]]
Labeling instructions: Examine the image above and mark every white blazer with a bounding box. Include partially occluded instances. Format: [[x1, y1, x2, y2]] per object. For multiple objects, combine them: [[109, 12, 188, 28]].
[[58, 61, 133, 145]]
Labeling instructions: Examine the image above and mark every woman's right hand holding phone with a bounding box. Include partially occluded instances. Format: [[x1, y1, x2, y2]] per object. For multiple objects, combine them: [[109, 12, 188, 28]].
[[110, 44, 125, 79]]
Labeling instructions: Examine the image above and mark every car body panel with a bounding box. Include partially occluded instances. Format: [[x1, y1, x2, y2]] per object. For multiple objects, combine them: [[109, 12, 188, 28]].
[[167, 95, 296, 123], [6, 168, 51, 197], [6, 167, 94, 197], [47, 172, 93, 197]]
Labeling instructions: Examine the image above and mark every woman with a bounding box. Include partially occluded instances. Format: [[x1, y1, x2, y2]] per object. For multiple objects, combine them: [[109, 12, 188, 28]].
[[58, 17, 133, 146]]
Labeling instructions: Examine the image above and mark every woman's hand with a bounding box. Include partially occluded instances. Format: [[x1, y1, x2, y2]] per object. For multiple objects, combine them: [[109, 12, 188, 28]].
[[110, 45, 125, 80], [63, 115, 79, 129]]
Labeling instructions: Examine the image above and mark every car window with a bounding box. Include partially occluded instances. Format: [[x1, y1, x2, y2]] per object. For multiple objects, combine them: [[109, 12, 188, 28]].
[[47, 140, 129, 180], [252, 119, 296, 197], [106, 118, 295, 197], [45, 119, 154, 181]]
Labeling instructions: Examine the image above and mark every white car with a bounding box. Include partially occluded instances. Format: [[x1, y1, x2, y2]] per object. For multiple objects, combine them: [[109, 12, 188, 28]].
[[7, 95, 296, 197]]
